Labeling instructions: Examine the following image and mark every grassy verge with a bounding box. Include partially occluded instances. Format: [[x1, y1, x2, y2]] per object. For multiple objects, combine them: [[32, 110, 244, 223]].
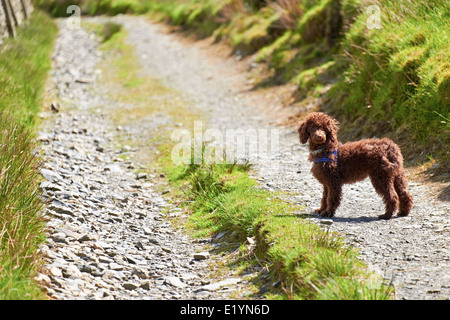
[[0, 10, 58, 299], [94, 21, 393, 300], [329, 0, 449, 162], [34, 0, 154, 16], [0, 10, 58, 128]]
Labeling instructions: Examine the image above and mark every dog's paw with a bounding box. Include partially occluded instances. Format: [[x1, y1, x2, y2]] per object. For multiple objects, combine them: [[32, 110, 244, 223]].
[[378, 213, 393, 220], [314, 208, 323, 214], [320, 211, 335, 218]]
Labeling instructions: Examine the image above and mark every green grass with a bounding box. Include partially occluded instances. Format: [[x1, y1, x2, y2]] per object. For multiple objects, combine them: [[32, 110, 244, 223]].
[[0, 10, 57, 300], [330, 0, 449, 156], [0, 116, 47, 300], [35, 0, 154, 17], [167, 157, 259, 239], [0, 10, 58, 128]]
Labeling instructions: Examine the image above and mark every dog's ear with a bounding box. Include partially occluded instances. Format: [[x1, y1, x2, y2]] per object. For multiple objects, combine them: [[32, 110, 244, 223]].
[[297, 121, 309, 144]]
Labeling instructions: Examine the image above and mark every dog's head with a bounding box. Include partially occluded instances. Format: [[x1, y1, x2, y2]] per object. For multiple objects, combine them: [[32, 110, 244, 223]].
[[297, 112, 339, 146]]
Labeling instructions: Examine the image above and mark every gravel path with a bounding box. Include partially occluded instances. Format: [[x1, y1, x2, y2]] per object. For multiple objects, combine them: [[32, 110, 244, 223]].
[[38, 15, 449, 300]]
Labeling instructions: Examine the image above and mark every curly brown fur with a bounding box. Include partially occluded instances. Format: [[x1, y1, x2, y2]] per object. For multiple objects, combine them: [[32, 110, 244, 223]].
[[297, 112, 413, 220]]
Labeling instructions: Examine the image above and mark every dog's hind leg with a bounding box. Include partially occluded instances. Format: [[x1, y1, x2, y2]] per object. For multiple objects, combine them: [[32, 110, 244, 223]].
[[370, 173, 399, 219], [394, 173, 413, 216]]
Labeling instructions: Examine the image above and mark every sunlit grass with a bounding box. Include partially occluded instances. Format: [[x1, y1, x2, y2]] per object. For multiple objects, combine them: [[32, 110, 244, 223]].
[[0, 10, 57, 300], [0, 10, 58, 128]]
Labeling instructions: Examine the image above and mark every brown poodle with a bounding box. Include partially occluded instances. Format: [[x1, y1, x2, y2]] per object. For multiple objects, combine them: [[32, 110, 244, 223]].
[[297, 112, 413, 220]]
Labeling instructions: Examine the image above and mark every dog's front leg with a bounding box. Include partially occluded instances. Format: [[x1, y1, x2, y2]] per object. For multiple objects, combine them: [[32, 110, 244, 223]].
[[315, 185, 328, 214], [321, 182, 342, 218]]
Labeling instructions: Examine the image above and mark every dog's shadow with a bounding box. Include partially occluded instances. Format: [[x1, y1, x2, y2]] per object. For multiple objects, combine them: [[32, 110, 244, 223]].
[[296, 212, 386, 223], [327, 215, 380, 223], [277, 212, 406, 223]]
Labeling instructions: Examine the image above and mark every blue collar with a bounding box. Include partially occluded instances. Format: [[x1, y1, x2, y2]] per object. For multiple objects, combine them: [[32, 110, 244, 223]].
[[314, 150, 338, 164]]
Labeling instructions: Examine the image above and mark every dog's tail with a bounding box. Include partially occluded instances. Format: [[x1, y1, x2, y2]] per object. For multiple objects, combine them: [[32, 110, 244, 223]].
[[378, 138, 403, 173], [380, 156, 397, 173]]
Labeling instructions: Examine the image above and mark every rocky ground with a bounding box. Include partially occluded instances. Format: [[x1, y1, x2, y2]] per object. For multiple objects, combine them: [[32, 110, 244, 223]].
[[37, 15, 449, 300]]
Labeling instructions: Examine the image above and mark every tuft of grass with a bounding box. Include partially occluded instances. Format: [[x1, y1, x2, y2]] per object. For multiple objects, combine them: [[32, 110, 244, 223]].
[[0, 116, 47, 300], [100, 22, 123, 42], [166, 151, 263, 240], [0, 10, 57, 300]]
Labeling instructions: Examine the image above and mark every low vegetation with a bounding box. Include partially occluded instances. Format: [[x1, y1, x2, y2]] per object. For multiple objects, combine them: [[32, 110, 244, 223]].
[[0, 10, 57, 299], [0, 10, 57, 127], [34, 0, 153, 16]]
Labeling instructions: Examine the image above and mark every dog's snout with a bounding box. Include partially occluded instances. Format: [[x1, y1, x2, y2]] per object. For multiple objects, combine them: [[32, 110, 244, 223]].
[[311, 130, 326, 144]]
